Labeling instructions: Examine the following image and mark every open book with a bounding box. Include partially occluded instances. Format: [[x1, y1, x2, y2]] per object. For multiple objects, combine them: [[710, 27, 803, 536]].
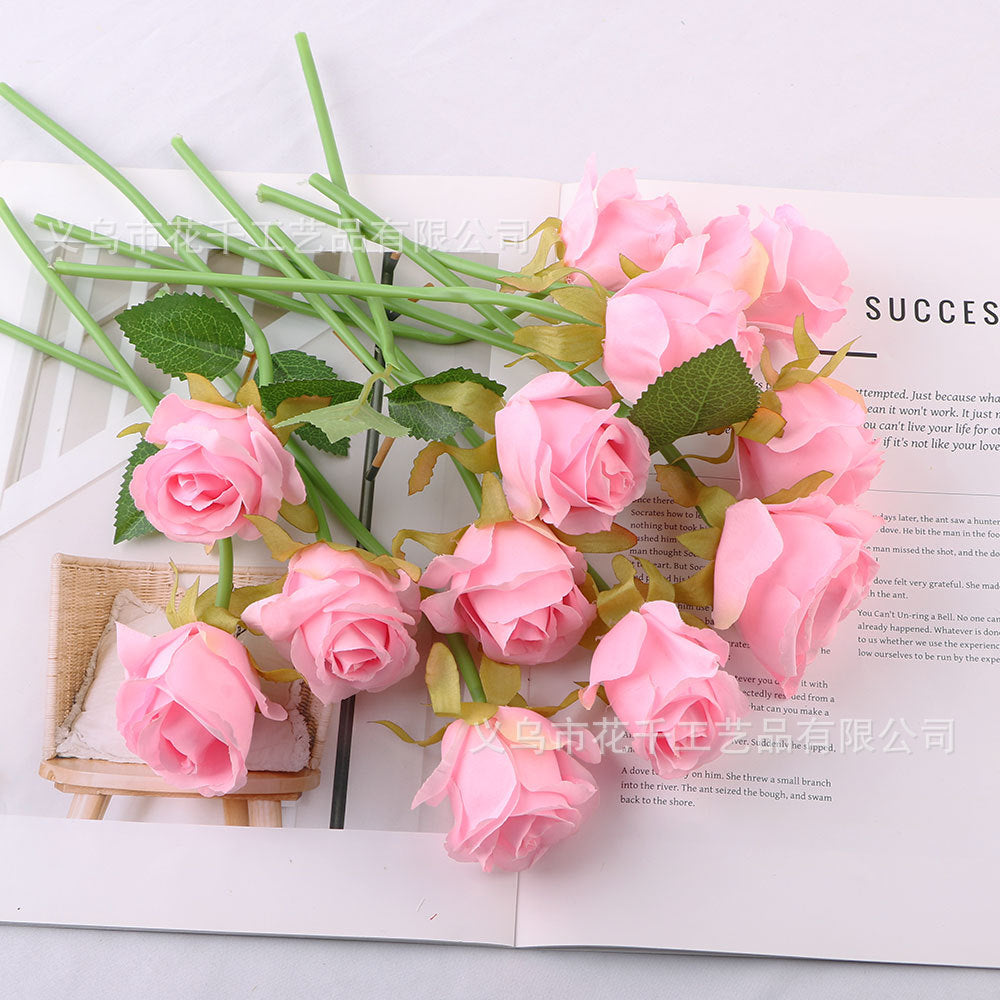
[[0, 163, 996, 967]]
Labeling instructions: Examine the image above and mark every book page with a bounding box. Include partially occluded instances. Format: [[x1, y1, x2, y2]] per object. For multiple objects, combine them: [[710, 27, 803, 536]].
[[511, 182, 1000, 966], [0, 163, 559, 941]]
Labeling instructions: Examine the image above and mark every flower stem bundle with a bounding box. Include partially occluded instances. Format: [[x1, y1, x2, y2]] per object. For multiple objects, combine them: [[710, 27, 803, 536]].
[[0, 33, 882, 873]]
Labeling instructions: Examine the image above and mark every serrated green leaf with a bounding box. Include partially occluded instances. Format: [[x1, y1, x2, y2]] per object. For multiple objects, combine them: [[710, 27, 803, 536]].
[[114, 440, 159, 544], [256, 376, 342, 411], [295, 424, 350, 456], [116, 292, 245, 379], [387, 367, 506, 441], [254, 351, 355, 456], [262, 349, 337, 382], [280, 398, 410, 442], [631, 342, 760, 452]]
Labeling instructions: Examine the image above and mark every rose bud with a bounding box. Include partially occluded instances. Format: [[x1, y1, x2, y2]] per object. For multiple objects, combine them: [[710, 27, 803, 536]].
[[495, 371, 651, 534], [737, 376, 884, 506], [714, 495, 880, 696], [560, 156, 690, 291], [745, 204, 851, 356], [242, 543, 421, 704], [116, 621, 286, 796], [582, 601, 749, 779], [602, 236, 763, 404], [130, 394, 306, 545], [420, 519, 596, 667], [412, 706, 600, 872]]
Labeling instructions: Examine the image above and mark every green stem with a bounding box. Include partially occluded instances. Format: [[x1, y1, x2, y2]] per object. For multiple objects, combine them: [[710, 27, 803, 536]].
[[215, 537, 234, 608], [0, 82, 272, 384], [183, 217, 474, 345], [34, 212, 584, 373], [424, 250, 510, 282], [0, 199, 158, 413], [0, 316, 126, 389], [38, 213, 470, 349], [168, 139, 385, 380], [32, 217, 348, 342], [307, 174, 527, 337], [172, 219, 469, 343], [446, 633, 486, 703], [294, 33, 347, 190], [266, 222, 381, 342], [264, 223, 388, 375], [270, 226, 482, 505], [34, 215, 186, 270], [257, 184, 591, 333], [51, 260, 589, 325], [174, 217, 274, 267], [302, 474, 332, 542], [293, 36, 396, 367], [287, 440, 387, 555], [377, 297, 607, 389]]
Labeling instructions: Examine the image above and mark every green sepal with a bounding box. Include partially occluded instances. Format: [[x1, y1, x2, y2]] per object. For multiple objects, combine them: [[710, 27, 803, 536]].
[[426, 642, 462, 717], [372, 720, 449, 747], [762, 470, 833, 505], [677, 526, 723, 560], [654, 464, 737, 530], [512, 323, 605, 363], [230, 578, 286, 622], [392, 525, 467, 561], [479, 656, 522, 706], [408, 438, 498, 495]]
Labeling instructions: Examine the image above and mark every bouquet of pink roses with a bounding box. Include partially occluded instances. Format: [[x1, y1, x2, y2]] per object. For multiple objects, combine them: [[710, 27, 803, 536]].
[[0, 33, 882, 873]]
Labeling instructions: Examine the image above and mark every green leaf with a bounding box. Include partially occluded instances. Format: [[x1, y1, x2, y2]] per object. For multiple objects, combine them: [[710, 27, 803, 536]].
[[114, 440, 159, 544], [280, 398, 410, 442], [264, 349, 338, 382], [115, 293, 244, 379], [631, 342, 760, 452], [254, 350, 356, 456], [387, 367, 506, 441]]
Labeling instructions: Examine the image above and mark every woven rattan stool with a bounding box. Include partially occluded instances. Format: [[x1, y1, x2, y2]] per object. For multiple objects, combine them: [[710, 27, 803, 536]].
[[40, 553, 333, 827]]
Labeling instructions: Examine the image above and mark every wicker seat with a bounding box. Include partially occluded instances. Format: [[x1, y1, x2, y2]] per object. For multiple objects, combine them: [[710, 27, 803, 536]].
[[40, 553, 333, 827]]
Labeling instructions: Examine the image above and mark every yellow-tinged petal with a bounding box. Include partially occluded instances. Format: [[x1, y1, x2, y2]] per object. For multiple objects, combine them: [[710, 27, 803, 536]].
[[425, 642, 462, 717], [480, 656, 522, 706], [185, 373, 238, 408], [391, 525, 467, 561]]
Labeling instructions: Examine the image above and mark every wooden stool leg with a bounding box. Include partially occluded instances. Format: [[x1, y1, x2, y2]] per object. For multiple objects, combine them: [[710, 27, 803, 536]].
[[67, 793, 110, 820], [247, 800, 282, 828], [222, 799, 250, 826]]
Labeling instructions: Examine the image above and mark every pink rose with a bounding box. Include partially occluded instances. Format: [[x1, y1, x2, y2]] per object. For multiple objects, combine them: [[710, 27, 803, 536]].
[[745, 204, 851, 350], [420, 519, 596, 666], [738, 376, 884, 505], [701, 207, 770, 303], [241, 543, 421, 704], [603, 236, 764, 404], [131, 394, 306, 544], [116, 621, 286, 796], [581, 601, 748, 779], [412, 706, 600, 872], [495, 372, 651, 534], [560, 156, 690, 291], [714, 495, 881, 696]]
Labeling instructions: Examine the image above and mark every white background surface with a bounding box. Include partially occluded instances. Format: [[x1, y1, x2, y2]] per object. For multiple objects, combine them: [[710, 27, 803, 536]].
[[2, 0, 999, 995]]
